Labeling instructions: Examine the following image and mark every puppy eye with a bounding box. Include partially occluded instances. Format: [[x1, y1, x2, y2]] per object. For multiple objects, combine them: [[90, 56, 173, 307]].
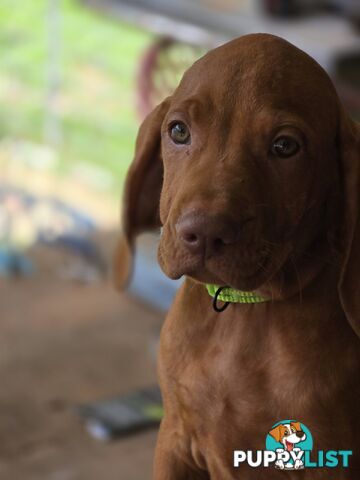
[[283, 431, 289, 436], [271, 136, 299, 158], [169, 121, 190, 145]]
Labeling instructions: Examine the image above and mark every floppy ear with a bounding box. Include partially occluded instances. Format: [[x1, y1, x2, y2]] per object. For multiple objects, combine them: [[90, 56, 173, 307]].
[[269, 425, 284, 443], [290, 421, 301, 432], [337, 111, 360, 338], [113, 98, 171, 290]]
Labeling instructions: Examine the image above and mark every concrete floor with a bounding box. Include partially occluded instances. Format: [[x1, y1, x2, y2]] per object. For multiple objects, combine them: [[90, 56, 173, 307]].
[[0, 250, 163, 479]]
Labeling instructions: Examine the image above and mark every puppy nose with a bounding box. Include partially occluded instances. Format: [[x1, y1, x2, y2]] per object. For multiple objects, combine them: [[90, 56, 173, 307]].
[[296, 431, 304, 438], [176, 211, 238, 256]]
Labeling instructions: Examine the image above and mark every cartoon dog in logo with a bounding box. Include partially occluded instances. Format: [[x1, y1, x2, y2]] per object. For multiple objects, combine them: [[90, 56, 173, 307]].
[[269, 421, 307, 470]]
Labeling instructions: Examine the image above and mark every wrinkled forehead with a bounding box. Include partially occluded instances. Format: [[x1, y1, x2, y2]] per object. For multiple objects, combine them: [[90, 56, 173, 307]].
[[171, 34, 338, 130]]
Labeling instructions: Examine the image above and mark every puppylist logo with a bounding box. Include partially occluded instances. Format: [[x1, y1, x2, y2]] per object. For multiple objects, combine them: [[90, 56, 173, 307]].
[[234, 420, 352, 470]]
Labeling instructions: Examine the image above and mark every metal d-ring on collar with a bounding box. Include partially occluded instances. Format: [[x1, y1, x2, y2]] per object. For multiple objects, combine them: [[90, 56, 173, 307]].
[[213, 285, 230, 313]]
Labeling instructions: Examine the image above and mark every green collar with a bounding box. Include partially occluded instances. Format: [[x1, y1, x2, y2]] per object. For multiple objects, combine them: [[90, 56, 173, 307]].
[[206, 284, 269, 305]]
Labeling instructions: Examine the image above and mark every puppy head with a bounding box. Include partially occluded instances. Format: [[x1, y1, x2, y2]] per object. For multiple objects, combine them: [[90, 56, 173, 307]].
[[269, 422, 306, 450], [115, 33, 360, 333]]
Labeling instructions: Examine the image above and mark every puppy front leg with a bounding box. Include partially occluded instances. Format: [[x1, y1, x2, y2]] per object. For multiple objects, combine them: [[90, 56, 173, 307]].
[[154, 421, 208, 480]]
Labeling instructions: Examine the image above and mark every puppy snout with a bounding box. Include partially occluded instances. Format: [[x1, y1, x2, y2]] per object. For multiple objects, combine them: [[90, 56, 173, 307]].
[[176, 211, 238, 256], [296, 430, 305, 439]]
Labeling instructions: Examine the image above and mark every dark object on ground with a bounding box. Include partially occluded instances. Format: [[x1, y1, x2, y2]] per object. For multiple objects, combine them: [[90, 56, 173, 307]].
[[76, 385, 163, 441]]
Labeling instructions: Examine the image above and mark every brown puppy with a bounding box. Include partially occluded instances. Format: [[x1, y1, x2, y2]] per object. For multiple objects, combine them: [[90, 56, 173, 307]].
[[115, 34, 360, 479]]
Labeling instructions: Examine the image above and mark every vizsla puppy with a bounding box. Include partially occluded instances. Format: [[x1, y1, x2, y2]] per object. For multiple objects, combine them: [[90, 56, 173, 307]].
[[115, 34, 360, 479]]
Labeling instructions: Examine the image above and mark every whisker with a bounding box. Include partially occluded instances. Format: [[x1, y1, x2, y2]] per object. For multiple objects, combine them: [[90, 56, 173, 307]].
[[255, 258, 275, 303], [262, 238, 283, 248], [289, 255, 303, 305]]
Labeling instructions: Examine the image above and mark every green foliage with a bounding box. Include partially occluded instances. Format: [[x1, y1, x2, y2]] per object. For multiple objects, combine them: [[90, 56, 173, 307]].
[[0, 0, 152, 189]]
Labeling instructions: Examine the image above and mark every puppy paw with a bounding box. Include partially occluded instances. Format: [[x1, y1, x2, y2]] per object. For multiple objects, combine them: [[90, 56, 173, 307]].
[[275, 460, 285, 469]]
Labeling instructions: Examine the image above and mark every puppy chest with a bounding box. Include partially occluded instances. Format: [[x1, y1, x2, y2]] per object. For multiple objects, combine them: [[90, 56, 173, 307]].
[[164, 319, 274, 433], [162, 301, 360, 439]]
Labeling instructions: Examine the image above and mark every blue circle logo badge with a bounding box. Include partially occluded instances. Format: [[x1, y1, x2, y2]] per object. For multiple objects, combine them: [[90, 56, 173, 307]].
[[266, 420, 313, 470]]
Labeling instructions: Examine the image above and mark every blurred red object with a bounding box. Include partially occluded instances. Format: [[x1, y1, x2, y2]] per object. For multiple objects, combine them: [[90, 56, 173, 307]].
[[137, 37, 206, 119]]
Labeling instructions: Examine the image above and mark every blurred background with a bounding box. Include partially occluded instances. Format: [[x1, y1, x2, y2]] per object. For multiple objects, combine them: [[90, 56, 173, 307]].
[[0, 1, 359, 478]]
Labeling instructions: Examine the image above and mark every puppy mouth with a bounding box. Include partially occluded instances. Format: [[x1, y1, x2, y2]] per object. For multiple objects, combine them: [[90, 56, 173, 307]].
[[159, 242, 273, 290], [285, 440, 294, 451], [191, 257, 270, 289]]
